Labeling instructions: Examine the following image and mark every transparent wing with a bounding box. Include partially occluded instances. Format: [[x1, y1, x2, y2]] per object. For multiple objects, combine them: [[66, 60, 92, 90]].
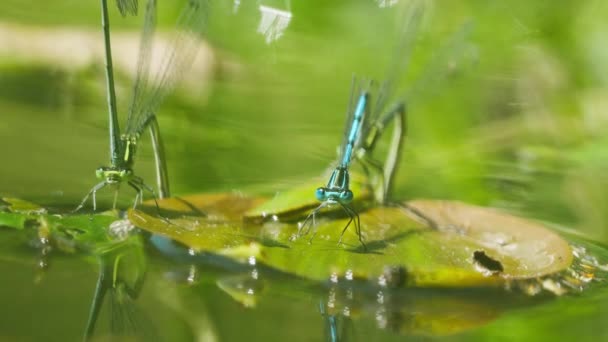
[[368, 7, 475, 132], [372, 0, 427, 119], [116, 0, 139, 16], [125, 0, 157, 131], [109, 285, 159, 341], [402, 21, 475, 107], [85, 243, 155, 341], [125, 0, 210, 135]]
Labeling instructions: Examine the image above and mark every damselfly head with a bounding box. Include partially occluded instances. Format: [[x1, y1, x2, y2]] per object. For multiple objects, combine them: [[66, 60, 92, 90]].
[[315, 187, 354, 204], [96, 166, 134, 183]]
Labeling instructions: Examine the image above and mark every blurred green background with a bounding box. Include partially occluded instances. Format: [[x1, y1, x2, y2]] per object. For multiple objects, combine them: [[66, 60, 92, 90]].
[[1, 0, 608, 241], [2, 1, 608, 341]]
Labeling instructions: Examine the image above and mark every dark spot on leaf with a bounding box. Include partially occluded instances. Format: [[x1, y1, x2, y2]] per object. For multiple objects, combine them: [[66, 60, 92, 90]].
[[23, 218, 41, 229], [473, 250, 503, 273]]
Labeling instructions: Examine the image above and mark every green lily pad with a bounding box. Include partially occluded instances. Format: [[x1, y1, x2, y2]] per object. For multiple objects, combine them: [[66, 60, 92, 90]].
[[0, 212, 28, 230], [141, 192, 267, 221], [402, 200, 573, 279], [131, 193, 574, 289], [1, 197, 46, 214], [45, 212, 120, 250], [130, 209, 259, 257], [243, 172, 372, 223], [131, 193, 266, 259], [0, 197, 47, 230], [257, 206, 503, 288], [0, 197, 129, 252]]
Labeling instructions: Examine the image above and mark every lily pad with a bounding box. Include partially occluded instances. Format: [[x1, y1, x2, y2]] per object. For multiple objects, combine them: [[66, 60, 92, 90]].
[[130, 209, 258, 257], [142, 192, 267, 221], [0, 212, 28, 230], [0, 197, 47, 230], [131, 193, 574, 289], [1, 197, 46, 214], [45, 212, 120, 250], [257, 206, 503, 288], [131, 193, 266, 259], [0, 197, 129, 252], [402, 200, 573, 279]]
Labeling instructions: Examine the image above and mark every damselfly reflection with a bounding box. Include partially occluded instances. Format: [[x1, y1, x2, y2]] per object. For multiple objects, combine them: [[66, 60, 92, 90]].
[[76, 0, 209, 211], [320, 300, 354, 342], [83, 238, 152, 341]]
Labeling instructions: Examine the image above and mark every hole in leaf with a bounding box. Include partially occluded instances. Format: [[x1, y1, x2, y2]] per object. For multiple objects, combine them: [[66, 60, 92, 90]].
[[473, 250, 504, 273]]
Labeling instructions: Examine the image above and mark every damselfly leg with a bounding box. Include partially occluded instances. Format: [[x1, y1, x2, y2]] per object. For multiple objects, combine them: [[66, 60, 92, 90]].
[[358, 101, 406, 203]]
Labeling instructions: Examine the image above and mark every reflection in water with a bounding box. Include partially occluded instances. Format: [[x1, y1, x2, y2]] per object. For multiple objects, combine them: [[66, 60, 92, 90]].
[[31, 227, 52, 284], [144, 218, 526, 338], [16, 208, 607, 341], [198, 250, 514, 338], [216, 269, 263, 308], [84, 238, 150, 341], [257, 1, 293, 44], [320, 299, 353, 342]]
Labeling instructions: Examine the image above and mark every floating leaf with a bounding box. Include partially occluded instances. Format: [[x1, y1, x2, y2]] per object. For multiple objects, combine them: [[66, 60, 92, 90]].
[[1, 197, 46, 214], [45, 212, 118, 250], [0, 212, 28, 230], [257, 206, 505, 288], [130, 192, 575, 288], [142, 192, 267, 221], [130, 209, 258, 255], [402, 200, 573, 279], [0, 197, 127, 252], [0, 197, 47, 230], [132, 193, 266, 259]]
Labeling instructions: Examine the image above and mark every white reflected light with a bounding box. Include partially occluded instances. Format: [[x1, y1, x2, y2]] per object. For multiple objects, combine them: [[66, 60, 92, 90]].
[[257, 4, 293, 44], [376, 0, 399, 8]]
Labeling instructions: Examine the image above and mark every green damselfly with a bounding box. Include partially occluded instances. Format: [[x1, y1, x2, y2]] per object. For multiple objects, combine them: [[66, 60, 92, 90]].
[[76, 0, 209, 211]]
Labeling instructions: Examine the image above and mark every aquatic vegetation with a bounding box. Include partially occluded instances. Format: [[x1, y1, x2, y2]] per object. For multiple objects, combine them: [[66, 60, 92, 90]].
[[1, 189, 606, 340], [128, 193, 583, 293]]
